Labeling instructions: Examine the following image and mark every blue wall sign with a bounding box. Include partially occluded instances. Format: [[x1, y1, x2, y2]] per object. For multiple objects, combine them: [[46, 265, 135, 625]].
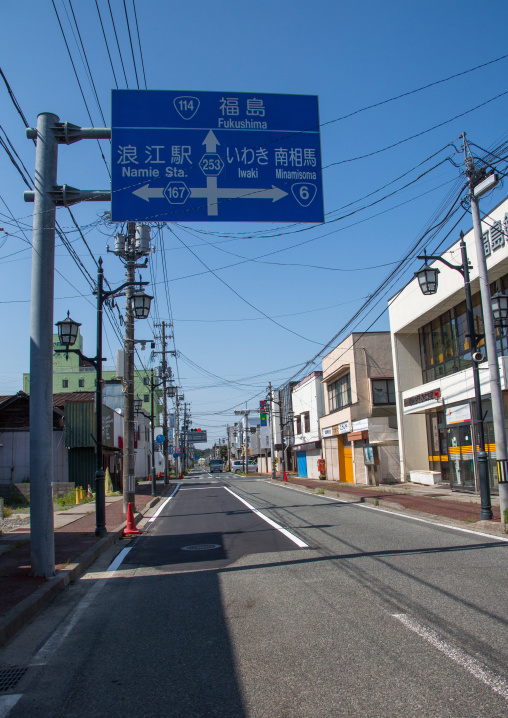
[[111, 90, 323, 223]]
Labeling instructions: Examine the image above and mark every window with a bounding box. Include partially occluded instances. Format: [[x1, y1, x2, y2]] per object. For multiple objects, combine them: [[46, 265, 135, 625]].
[[78, 379, 84, 388], [143, 377, 149, 386], [328, 373, 351, 412], [62, 379, 68, 388], [372, 378, 395, 405], [144, 394, 149, 403], [295, 415, 302, 433], [303, 412, 310, 432]]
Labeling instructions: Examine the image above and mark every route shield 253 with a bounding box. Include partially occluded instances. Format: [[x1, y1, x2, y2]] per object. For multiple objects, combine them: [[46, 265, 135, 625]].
[[111, 90, 324, 223]]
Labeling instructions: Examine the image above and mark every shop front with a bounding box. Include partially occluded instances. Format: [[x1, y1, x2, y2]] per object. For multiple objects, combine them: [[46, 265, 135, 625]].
[[403, 381, 499, 493]]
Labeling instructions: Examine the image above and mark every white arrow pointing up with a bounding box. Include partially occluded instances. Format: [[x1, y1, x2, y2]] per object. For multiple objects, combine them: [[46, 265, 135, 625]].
[[203, 130, 220, 153]]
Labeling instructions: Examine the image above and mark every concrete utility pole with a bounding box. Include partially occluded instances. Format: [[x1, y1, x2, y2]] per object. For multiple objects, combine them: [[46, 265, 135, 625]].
[[112, 222, 153, 513], [268, 382, 276, 480], [150, 368, 157, 496], [161, 322, 170, 486], [174, 399, 180, 478], [26, 115, 111, 577], [123, 222, 137, 514], [462, 134, 508, 526]]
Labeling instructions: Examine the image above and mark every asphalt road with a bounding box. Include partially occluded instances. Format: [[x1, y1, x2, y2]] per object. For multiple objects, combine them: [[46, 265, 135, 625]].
[[2, 467, 508, 717]]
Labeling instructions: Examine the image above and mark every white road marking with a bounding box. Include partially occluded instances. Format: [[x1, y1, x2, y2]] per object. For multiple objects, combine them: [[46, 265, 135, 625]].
[[31, 578, 107, 665], [224, 487, 309, 548], [180, 486, 221, 490], [107, 547, 132, 572], [148, 484, 181, 522], [392, 613, 508, 700], [30, 541, 140, 667], [0, 695, 22, 718], [262, 480, 508, 544]]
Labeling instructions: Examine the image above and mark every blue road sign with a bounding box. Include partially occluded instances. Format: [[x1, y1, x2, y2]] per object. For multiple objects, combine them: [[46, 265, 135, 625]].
[[111, 90, 323, 223], [173, 452, 180, 459], [156, 434, 165, 444]]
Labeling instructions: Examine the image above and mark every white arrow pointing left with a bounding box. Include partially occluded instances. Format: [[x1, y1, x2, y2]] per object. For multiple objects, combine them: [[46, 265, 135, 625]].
[[132, 184, 165, 202]]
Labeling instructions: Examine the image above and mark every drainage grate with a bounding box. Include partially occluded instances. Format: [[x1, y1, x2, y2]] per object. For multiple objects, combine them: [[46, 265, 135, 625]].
[[181, 544, 221, 551], [0, 667, 27, 693]]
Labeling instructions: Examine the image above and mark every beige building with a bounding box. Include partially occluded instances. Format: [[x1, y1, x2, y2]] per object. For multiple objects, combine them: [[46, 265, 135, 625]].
[[319, 332, 399, 485]]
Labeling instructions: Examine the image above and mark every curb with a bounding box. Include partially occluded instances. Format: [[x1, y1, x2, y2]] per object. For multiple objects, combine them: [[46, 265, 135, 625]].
[[0, 493, 163, 649]]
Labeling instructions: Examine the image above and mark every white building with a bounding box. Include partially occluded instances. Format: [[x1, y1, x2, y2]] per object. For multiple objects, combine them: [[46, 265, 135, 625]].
[[388, 194, 508, 491], [291, 371, 325, 479]]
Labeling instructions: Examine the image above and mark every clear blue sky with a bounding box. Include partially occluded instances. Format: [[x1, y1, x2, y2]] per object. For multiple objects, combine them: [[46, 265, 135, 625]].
[[1, 0, 508, 445]]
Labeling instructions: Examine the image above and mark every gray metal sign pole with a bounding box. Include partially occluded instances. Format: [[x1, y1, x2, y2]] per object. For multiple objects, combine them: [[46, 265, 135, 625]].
[[29, 113, 59, 578], [25, 119, 111, 576]]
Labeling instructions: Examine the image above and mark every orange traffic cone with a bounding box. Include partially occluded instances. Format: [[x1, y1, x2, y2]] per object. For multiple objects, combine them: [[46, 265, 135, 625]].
[[284, 471, 288, 482], [123, 502, 140, 537]]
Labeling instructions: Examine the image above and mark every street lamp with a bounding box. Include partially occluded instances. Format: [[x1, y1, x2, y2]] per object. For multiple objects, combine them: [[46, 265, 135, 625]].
[[131, 291, 153, 319], [415, 232, 493, 520], [56, 257, 152, 537], [56, 312, 81, 347], [134, 396, 143, 413], [414, 252, 440, 295]]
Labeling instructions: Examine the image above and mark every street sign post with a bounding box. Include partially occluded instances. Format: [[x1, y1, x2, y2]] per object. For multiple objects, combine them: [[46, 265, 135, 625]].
[[111, 90, 323, 223]]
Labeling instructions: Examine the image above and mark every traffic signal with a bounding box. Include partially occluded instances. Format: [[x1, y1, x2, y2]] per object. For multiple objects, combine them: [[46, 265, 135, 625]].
[[259, 400, 267, 426]]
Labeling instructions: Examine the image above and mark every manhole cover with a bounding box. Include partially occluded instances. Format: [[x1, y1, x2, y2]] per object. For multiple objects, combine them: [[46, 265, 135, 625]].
[[181, 544, 222, 551], [0, 667, 27, 693]]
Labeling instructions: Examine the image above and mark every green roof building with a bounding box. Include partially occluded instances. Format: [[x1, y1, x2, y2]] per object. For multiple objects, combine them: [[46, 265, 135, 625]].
[[22, 333, 162, 413]]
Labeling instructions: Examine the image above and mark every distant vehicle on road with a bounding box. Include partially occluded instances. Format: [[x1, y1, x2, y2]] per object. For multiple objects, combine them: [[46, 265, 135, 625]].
[[209, 459, 224, 473], [231, 459, 257, 473]]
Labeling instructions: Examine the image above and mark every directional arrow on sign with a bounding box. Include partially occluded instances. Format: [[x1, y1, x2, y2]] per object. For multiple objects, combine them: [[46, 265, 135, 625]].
[[190, 185, 287, 202], [133, 185, 165, 202], [133, 182, 288, 213], [203, 130, 220, 153]]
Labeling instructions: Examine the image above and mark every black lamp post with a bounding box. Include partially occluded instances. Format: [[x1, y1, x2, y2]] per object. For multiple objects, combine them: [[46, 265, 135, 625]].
[[56, 258, 152, 537], [415, 233, 493, 520]]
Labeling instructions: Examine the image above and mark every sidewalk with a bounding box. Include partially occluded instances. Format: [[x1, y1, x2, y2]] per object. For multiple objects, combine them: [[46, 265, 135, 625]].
[[257, 473, 505, 531], [0, 481, 168, 647]]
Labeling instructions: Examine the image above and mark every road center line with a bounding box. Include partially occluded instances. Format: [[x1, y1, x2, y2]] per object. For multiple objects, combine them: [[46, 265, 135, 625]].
[[148, 483, 181, 522], [223, 487, 309, 548], [392, 613, 508, 700]]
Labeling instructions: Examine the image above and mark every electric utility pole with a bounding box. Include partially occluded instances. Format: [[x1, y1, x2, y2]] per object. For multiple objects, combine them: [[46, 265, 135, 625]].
[[161, 322, 170, 486], [268, 382, 276, 480], [117, 222, 152, 513], [462, 133, 508, 525]]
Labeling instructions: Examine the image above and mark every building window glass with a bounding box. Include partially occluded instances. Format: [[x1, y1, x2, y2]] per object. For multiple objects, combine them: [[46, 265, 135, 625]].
[[328, 373, 351, 412], [143, 377, 149, 386], [418, 276, 506, 384], [144, 394, 149, 403], [303, 412, 310, 432], [295, 415, 302, 433], [78, 379, 84, 388], [372, 379, 395, 405], [62, 379, 68, 388]]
